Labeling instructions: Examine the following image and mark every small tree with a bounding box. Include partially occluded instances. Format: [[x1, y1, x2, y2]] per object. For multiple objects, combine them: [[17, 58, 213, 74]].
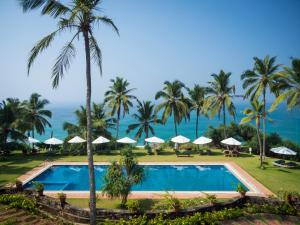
[[102, 149, 144, 207]]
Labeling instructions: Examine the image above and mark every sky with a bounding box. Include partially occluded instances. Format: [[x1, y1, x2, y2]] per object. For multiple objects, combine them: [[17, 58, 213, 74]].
[[1, 0, 300, 105]]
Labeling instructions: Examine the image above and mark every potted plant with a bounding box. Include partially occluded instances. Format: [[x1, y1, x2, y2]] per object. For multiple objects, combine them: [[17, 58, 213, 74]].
[[164, 192, 181, 213], [15, 179, 23, 192], [57, 192, 67, 208], [205, 193, 217, 205], [33, 181, 44, 196], [236, 183, 247, 197]]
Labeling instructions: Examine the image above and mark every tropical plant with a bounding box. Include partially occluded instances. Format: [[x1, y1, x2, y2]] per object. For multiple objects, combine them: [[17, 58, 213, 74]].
[[205, 70, 236, 138], [102, 149, 144, 207], [240, 100, 267, 168], [241, 56, 281, 160], [187, 85, 206, 138], [19, 0, 119, 222], [236, 183, 247, 197], [23, 93, 52, 138], [270, 58, 300, 112], [104, 77, 136, 143], [63, 103, 115, 139], [155, 80, 189, 135], [126, 100, 161, 142], [0, 99, 27, 152]]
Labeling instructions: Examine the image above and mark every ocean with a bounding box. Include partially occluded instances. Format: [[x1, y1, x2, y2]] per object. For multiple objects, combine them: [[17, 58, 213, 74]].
[[36, 102, 300, 145]]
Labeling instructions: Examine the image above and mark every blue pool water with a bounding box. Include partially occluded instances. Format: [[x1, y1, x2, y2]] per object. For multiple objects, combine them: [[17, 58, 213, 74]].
[[24, 165, 248, 192]]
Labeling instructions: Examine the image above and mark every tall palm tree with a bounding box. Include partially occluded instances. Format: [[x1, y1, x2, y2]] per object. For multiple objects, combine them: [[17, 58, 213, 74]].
[[19, 1, 119, 223], [240, 100, 265, 168], [241, 56, 281, 159], [270, 58, 300, 112], [187, 85, 206, 138], [104, 77, 136, 143], [126, 100, 161, 141], [205, 70, 236, 138], [155, 80, 189, 136], [23, 93, 52, 139]]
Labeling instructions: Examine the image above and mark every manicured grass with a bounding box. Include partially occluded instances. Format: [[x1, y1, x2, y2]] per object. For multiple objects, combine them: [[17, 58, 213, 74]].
[[0, 148, 299, 194]]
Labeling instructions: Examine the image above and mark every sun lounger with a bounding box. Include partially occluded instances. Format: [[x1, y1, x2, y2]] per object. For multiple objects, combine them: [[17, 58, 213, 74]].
[[175, 149, 191, 157], [272, 160, 298, 168], [224, 150, 230, 157], [232, 150, 239, 157]]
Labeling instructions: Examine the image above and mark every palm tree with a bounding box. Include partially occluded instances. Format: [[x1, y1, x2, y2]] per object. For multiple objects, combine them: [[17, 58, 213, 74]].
[[187, 85, 206, 138], [241, 56, 281, 159], [23, 93, 52, 139], [240, 100, 265, 168], [20, 1, 119, 223], [155, 80, 189, 136], [0, 99, 27, 152], [63, 103, 115, 139], [270, 58, 300, 112], [205, 70, 236, 138], [126, 100, 161, 141], [104, 77, 136, 143]]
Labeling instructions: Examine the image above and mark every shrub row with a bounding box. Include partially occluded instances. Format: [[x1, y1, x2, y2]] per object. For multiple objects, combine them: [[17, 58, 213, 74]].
[[104, 202, 299, 225], [0, 194, 37, 213]]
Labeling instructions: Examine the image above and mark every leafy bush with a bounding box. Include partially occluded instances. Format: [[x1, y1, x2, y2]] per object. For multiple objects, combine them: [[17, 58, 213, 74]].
[[126, 200, 142, 213], [0, 194, 37, 213], [153, 192, 181, 211]]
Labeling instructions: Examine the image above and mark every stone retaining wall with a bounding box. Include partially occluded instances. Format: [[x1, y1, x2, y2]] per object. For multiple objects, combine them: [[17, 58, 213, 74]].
[[0, 188, 284, 224]]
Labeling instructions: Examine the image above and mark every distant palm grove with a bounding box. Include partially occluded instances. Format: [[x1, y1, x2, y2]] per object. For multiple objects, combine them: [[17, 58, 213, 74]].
[[1, 57, 300, 157]]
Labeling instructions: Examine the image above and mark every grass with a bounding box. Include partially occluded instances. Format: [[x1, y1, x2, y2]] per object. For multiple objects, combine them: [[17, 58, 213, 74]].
[[0, 148, 300, 194]]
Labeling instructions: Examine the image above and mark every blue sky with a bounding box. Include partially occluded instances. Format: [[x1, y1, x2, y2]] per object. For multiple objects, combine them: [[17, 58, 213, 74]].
[[1, 0, 300, 104]]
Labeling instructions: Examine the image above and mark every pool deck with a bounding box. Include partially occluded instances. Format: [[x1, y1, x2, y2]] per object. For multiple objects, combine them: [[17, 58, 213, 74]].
[[17, 161, 273, 199]]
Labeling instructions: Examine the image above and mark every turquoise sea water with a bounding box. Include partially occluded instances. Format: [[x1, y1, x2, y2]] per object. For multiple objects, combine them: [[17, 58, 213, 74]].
[[24, 165, 248, 191], [36, 102, 300, 145]]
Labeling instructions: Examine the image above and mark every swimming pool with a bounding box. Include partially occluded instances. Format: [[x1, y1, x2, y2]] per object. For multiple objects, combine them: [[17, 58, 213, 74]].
[[24, 164, 249, 192]]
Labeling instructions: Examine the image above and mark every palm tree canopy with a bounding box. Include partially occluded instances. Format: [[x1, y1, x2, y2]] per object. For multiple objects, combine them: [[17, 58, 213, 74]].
[[270, 58, 300, 111], [23, 93, 52, 136], [20, 0, 119, 88], [104, 77, 136, 118], [63, 103, 115, 139], [126, 100, 161, 139], [155, 80, 189, 124], [205, 70, 236, 119], [187, 84, 206, 114], [241, 56, 281, 100]]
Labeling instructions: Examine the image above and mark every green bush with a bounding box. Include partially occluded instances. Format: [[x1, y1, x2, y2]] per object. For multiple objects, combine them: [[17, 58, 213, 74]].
[[0, 194, 37, 213], [126, 200, 142, 213]]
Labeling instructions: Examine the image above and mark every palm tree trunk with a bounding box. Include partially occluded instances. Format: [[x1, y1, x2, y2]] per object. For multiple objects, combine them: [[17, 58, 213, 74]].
[[222, 101, 227, 138], [196, 109, 199, 138], [83, 31, 97, 225], [174, 115, 178, 136], [262, 88, 266, 161], [256, 123, 263, 168], [115, 109, 120, 149]]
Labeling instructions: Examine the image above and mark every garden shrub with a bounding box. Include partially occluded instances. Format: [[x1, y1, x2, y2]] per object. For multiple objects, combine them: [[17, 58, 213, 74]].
[[126, 200, 142, 213], [0, 194, 37, 213]]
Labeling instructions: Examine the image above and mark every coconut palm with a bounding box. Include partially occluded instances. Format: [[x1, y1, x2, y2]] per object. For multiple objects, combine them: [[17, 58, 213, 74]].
[[23, 93, 52, 138], [126, 100, 161, 141], [155, 80, 189, 136], [240, 100, 267, 168], [0, 99, 27, 152], [19, 1, 119, 222], [63, 103, 115, 139], [187, 85, 206, 138], [104, 77, 136, 143], [241, 56, 281, 159], [205, 70, 236, 138], [270, 58, 300, 112]]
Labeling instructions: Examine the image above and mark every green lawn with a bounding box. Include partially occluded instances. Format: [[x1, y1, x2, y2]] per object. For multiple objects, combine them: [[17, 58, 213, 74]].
[[0, 148, 299, 194]]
